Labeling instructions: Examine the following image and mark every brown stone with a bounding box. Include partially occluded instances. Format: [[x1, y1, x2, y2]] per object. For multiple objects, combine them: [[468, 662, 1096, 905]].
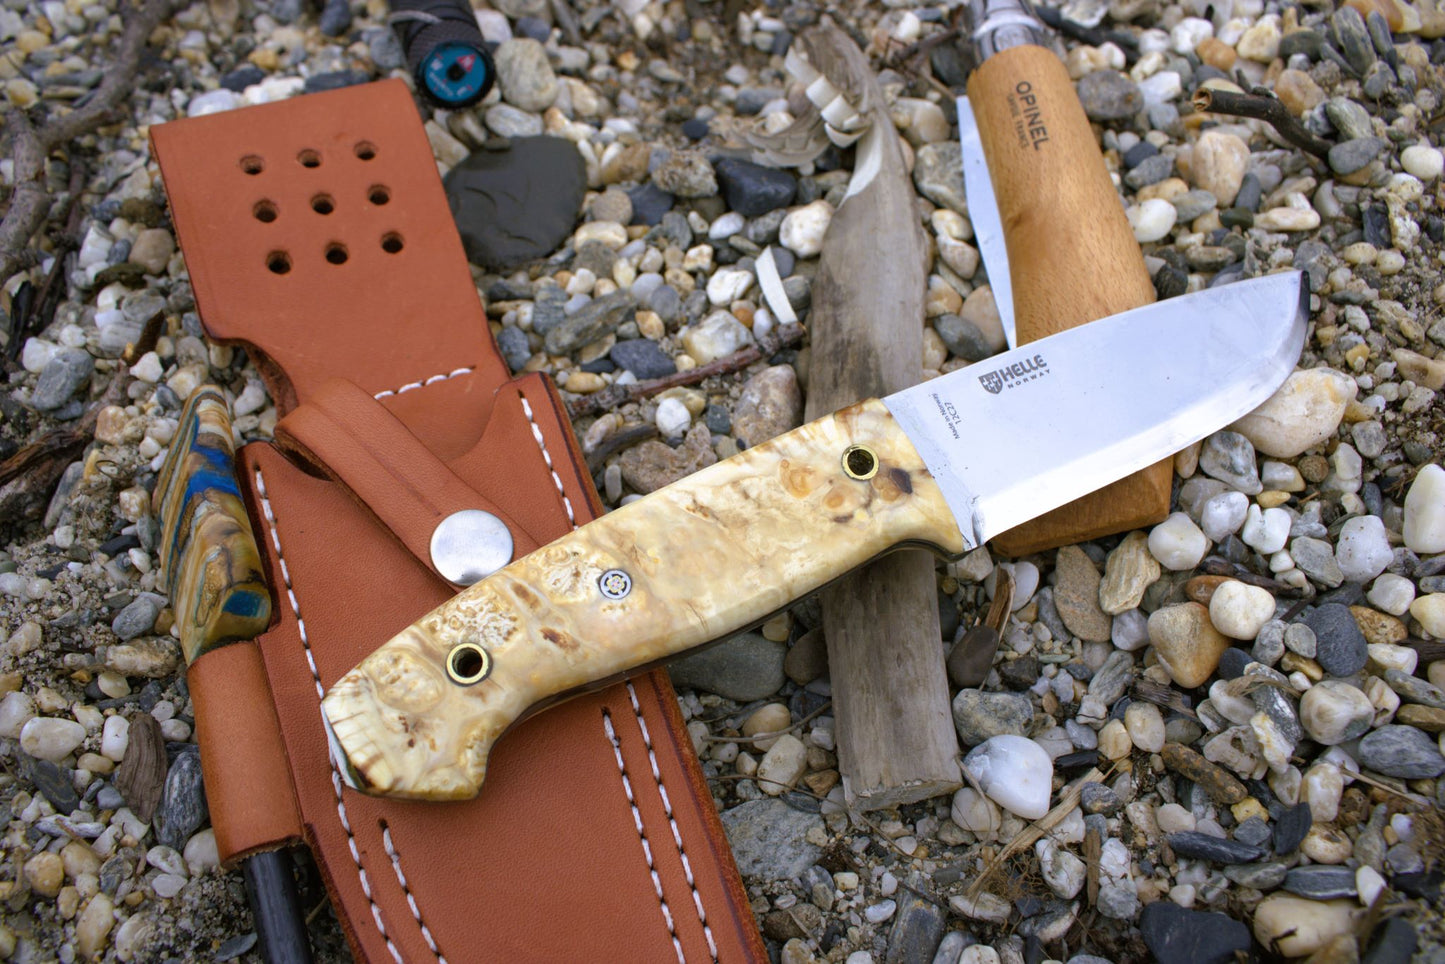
[[784, 627, 828, 685], [618, 423, 718, 493], [1196, 37, 1237, 70], [1395, 704, 1445, 732], [1161, 742, 1247, 804], [732, 365, 804, 448], [1185, 574, 1232, 606], [1053, 545, 1113, 642]]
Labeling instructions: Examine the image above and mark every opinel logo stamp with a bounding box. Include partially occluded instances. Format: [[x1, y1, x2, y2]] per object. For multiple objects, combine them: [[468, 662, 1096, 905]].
[[979, 354, 1050, 394]]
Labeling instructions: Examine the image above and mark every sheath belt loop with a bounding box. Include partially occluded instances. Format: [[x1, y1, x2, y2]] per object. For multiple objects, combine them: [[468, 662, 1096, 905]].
[[274, 377, 542, 583]]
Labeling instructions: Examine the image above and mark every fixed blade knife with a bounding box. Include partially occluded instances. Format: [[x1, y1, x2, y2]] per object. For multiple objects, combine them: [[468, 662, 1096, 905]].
[[321, 271, 1308, 800]]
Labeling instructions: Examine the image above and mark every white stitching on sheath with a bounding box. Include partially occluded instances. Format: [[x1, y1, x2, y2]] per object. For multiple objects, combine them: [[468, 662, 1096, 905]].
[[626, 682, 719, 961], [253, 468, 416, 964], [372, 366, 474, 400], [382, 825, 449, 963], [517, 393, 577, 526], [603, 710, 686, 964]]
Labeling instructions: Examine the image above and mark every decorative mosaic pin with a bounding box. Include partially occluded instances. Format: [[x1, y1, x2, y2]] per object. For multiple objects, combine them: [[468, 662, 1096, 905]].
[[153, 385, 271, 663]]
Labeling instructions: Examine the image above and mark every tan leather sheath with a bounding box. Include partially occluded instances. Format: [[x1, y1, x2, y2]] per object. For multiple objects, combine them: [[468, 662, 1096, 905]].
[[151, 80, 764, 964]]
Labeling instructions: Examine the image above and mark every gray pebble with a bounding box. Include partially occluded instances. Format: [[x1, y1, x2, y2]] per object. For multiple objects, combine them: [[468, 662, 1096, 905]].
[[1325, 97, 1375, 140], [32, 349, 94, 412], [1171, 190, 1217, 222], [720, 797, 822, 881], [1332, 6, 1377, 74], [155, 747, 207, 850], [934, 314, 994, 362], [1199, 431, 1261, 494], [1223, 860, 1289, 890], [1233, 817, 1273, 848], [1357, 725, 1445, 777], [912, 142, 966, 215], [496, 326, 532, 373], [1274, 801, 1313, 855], [610, 339, 676, 380], [1124, 153, 1173, 189], [1284, 865, 1357, 899], [1386, 843, 1424, 874], [1304, 602, 1367, 675], [1076, 70, 1142, 121], [1293, 538, 1345, 587], [1080, 781, 1120, 815], [668, 632, 785, 701], [1329, 137, 1387, 175], [1166, 831, 1264, 864], [544, 291, 636, 356], [951, 690, 1033, 746], [111, 596, 159, 641], [1383, 669, 1445, 709], [1087, 650, 1134, 707]]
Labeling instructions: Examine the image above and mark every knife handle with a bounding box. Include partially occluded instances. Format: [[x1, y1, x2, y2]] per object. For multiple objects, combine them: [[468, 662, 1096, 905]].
[[322, 399, 967, 799], [967, 45, 1173, 555]]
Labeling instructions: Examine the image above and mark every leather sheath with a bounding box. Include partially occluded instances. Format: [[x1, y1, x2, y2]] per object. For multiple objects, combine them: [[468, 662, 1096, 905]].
[[151, 80, 764, 964]]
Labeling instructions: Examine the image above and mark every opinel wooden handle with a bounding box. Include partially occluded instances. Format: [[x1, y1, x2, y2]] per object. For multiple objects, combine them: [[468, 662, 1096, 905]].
[[968, 45, 1173, 556], [322, 399, 968, 800]]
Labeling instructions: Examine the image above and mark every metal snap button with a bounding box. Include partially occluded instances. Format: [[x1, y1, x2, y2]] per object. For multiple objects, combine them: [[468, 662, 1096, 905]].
[[430, 509, 513, 586]]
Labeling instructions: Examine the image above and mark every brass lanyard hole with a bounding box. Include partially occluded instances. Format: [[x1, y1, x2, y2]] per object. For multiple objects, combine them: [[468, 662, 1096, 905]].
[[447, 643, 491, 685], [842, 444, 879, 481]]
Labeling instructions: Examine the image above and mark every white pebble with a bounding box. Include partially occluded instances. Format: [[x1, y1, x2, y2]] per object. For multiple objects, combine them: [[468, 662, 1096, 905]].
[[654, 397, 691, 438], [1208, 580, 1275, 639], [1356, 866, 1387, 907], [101, 715, 130, 762], [950, 787, 1001, 834], [1367, 573, 1415, 616], [779, 200, 834, 258], [1200, 491, 1248, 541], [680, 312, 753, 365], [130, 352, 164, 384], [963, 735, 1053, 820], [1124, 701, 1166, 752], [183, 829, 220, 875], [864, 899, 896, 923], [1401, 144, 1445, 181], [152, 873, 187, 899], [707, 212, 745, 240], [1336, 516, 1393, 582], [1138, 70, 1182, 106], [20, 717, 86, 762], [755, 734, 807, 795], [1126, 198, 1177, 243], [1148, 512, 1209, 570], [0, 692, 35, 739], [1156, 802, 1196, 834], [21, 338, 61, 374], [706, 267, 754, 306], [1241, 504, 1291, 554], [187, 88, 239, 117], [1404, 463, 1445, 554]]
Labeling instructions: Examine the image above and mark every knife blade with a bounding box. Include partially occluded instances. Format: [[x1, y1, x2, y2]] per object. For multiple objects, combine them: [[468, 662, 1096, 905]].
[[956, 94, 1016, 349], [320, 271, 1308, 800]]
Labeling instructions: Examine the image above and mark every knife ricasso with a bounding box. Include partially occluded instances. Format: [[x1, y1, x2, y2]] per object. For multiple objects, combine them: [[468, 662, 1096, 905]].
[[326, 398, 968, 800]]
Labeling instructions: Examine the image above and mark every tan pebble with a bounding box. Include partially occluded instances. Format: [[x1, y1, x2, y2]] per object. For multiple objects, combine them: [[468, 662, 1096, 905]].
[[1410, 594, 1445, 637], [1255, 490, 1291, 508], [1274, 69, 1325, 115], [563, 371, 606, 393], [62, 841, 101, 880], [1253, 895, 1359, 957], [1098, 719, 1133, 760], [1230, 369, 1356, 459], [742, 703, 791, 751], [75, 893, 115, 960], [1301, 825, 1353, 864], [24, 852, 64, 898], [1124, 702, 1165, 753], [1099, 531, 1161, 615], [761, 613, 791, 642], [1148, 602, 1232, 688], [57, 886, 80, 919], [1137, 177, 1189, 203], [756, 734, 808, 795], [1185, 574, 1230, 605], [1196, 37, 1237, 70], [1231, 796, 1268, 824]]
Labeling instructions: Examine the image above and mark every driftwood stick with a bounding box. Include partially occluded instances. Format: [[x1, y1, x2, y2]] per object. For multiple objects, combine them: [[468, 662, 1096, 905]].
[[801, 21, 961, 812], [1191, 87, 1334, 159], [566, 321, 804, 418], [0, 0, 182, 287]]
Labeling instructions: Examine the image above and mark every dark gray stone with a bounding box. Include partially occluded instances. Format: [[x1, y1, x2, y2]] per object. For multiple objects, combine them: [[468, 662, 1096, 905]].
[[1383, 668, 1445, 709], [317, 0, 351, 36], [1139, 902, 1252, 964], [714, 157, 796, 217], [1087, 650, 1134, 707], [1166, 831, 1264, 864], [1124, 153, 1173, 189], [1274, 801, 1313, 855], [444, 137, 587, 271], [155, 747, 207, 850], [28, 758, 79, 815], [668, 631, 785, 701], [934, 314, 994, 362], [98, 855, 129, 895], [1358, 725, 1445, 777], [304, 70, 369, 93], [1305, 603, 1368, 676], [610, 338, 676, 380], [648, 285, 683, 325], [1364, 918, 1418, 964], [530, 286, 568, 337], [1079, 782, 1119, 815], [1280, 29, 1324, 60], [1171, 190, 1217, 222], [216, 933, 259, 962], [627, 183, 675, 226], [1076, 71, 1142, 121], [1285, 865, 1358, 899], [1233, 817, 1272, 848], [220, 66, 265, 91], [1333, 6, 1377, 74], [885, 874, 946, 964], [32, 349, 94, 412], [544, 291, 636, 356]]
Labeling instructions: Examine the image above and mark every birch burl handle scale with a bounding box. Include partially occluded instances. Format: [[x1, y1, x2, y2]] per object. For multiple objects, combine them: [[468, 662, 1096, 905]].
[[969, 46, 1173, 557], [322, 400, 967, 800]]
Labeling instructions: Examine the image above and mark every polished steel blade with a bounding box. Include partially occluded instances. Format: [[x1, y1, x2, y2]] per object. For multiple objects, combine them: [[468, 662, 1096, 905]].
[[957, 95, 1015, 348], [884, 271, 1309, 549]]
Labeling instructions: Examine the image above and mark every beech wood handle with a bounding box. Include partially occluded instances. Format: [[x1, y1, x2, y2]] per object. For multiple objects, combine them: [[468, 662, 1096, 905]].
[[968, 46, 1173, 555], [322, 399, 967, 799]]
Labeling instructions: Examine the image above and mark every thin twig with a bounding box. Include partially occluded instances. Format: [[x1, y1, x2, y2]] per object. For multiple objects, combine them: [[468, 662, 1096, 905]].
[[0, 0, 183, 287], [697, 701, 834, 745], [1191, 87, 1334, 160], [567, 322, 806, 418]]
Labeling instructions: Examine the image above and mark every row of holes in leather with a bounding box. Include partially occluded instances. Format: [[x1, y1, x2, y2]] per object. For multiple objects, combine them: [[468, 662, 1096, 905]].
[[239, 141, 377, 175], [252, 185, 391, 223], [266, 233, 405, 274]]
